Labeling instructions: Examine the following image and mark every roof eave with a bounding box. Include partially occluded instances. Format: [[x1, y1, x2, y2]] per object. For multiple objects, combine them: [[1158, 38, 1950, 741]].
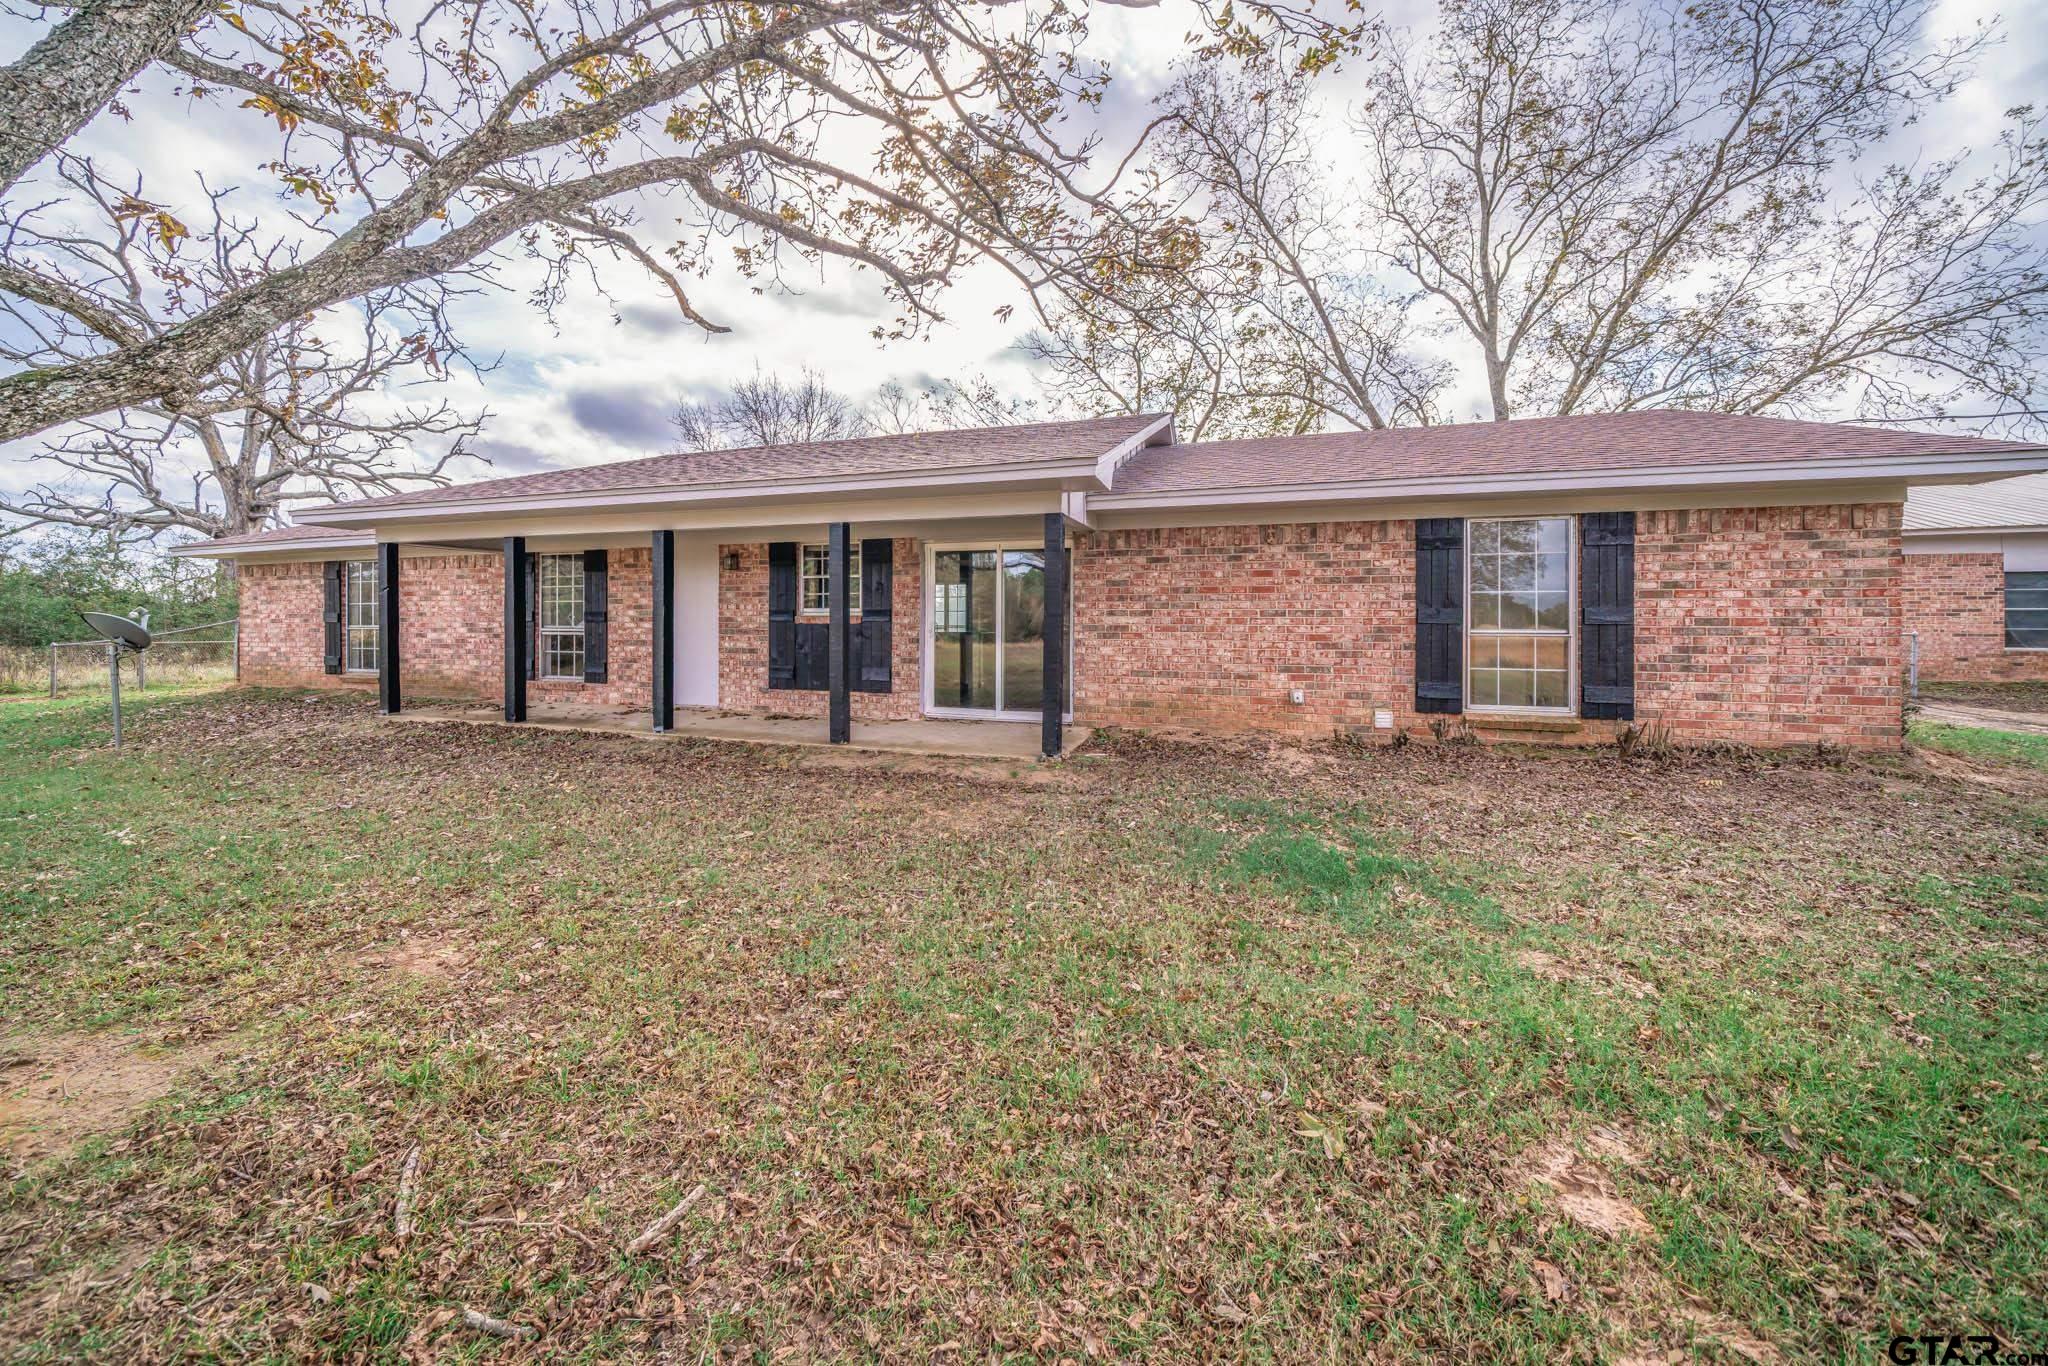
[[299, 454, 1120, 528], [170, 533, 376, 558], [1092, 449, 2048, 511]]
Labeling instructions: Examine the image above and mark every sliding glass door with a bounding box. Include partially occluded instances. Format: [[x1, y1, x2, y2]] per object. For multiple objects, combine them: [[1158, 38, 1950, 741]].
[[928, 544, 1069, 718]]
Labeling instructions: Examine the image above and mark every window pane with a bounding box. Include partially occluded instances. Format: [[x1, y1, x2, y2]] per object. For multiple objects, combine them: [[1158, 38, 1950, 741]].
[[2005, 589, 2048, 612], [1498, 521, 1538, 555], [799, 543, 858, 614], [2008, 627, 2048, 649], [542, 632, 584, 679], [540, 555, 583, 629], [1466, 519, 1573, 711], [345, 562, 378, 671]]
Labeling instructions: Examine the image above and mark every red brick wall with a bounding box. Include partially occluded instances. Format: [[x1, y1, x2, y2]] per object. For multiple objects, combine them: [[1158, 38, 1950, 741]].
[[717, 540, 923, 720], [1633, 505, 1902, 747], [235, 507, 1910, 747], [1900, 552, 2048, 681], [1072, 521, 1417, 737], [234, 549, 653, 707], [239, 561, 339, 690]]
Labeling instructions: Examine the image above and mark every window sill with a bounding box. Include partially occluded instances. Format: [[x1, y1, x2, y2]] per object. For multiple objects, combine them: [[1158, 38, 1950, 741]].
[[1463, 711, 1583, 733]]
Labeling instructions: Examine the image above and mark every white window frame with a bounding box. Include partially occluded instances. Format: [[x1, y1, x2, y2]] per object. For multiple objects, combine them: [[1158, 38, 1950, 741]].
[[537, 552, 586, 681], [1463, 515, 1577, 716], [344, 560, 379, 675], [920, 538, 1074, 724], [800, 542, 861, 616]]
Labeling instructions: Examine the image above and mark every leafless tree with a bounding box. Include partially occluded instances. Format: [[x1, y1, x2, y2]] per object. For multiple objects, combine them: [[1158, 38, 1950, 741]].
[[672, 366, 871, 449], [0, 0, 1364, 446], [1028, 60, 1445, 440], [0, 0, 216, 196], [870, 372, 1041, 432], [0, 155, 484, 538], [1359, 0, 2046, 423], [677, 367, 1040, 447], [1036, 0, 2048, 433]]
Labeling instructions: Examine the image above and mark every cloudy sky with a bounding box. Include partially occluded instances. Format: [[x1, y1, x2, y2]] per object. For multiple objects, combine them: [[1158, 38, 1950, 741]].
[[0, 0, 2042, 526]]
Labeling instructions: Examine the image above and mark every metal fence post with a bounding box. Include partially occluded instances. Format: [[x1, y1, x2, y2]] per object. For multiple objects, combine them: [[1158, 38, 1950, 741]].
[[49, 646, 57, 698], [106, 643, 122, 748]]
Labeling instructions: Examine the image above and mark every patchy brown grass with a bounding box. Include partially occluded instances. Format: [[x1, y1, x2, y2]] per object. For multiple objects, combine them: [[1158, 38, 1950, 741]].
[[0, 690, 2043, 1361], [1, 1032, 222, 1162]]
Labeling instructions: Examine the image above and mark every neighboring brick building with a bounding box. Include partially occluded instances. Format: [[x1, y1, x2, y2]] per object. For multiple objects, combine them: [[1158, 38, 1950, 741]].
[[184, 411, 2048, 754], [1902, 473, 2048, 683]]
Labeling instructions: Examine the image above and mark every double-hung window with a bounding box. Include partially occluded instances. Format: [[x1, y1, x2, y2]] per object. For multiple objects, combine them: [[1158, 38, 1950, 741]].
[[2006, 572, 2048, 649], [1468, 516, 1573, 711], [537, 553, 586, 679], [800, 542, 861, 615], [344, 560, 379, 673]]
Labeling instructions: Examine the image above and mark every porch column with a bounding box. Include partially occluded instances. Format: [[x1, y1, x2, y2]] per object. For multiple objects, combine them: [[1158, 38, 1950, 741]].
[[1042, 512, 1067, 758], [651, 530, 675, 732], [503, 535, 528, 723], [376, 541, 401, 715], [827, 521, 851, 744]]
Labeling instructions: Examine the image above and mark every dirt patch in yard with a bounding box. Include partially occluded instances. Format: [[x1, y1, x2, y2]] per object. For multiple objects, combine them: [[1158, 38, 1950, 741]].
[[358, 935, 471, 982], [0, 1031, 219, 1162], [1516, 1126, 1655, 1239], [1515, 948, 1657, 999]]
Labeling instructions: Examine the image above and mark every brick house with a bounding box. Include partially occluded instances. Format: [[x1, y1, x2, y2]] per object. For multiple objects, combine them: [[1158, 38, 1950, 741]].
[[177, 411, 2048, 754], [1902, 473, 2048, 684]]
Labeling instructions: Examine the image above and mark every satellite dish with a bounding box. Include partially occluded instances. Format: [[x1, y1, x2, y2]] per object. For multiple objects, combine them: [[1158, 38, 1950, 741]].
[[79, 610, 152, 652], [76, 609, 152, 748]]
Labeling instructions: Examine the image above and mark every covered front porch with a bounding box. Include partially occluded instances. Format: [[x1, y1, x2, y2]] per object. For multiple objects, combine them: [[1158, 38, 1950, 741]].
[[362, 505, 1080, 757], [391, 698, 1091, 761]]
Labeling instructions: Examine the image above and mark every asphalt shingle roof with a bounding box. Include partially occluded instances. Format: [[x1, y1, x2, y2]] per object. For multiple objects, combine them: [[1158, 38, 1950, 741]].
[[316, 413, 1168, 514], [1904, 472, 2048, 533], [1110, 411, 2036, 495]]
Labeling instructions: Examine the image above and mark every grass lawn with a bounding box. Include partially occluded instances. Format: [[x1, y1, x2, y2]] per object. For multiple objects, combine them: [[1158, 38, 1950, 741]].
[[1910, 719, 2048, 771], [2, 691, 2045, 1361]]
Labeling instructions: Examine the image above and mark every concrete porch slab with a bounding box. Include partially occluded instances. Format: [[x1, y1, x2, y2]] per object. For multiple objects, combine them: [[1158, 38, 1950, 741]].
[[390, 700, 1090, 760]]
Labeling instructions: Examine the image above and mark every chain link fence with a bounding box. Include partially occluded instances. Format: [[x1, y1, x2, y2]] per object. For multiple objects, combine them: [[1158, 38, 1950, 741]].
[[28, 620, 239, 697]]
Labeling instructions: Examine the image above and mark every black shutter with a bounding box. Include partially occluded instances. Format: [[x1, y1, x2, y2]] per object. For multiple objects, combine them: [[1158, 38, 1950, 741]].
[[1415, 518, 1464, 714], [322, 561, 344, 674], [795, 623, 829, 691], [767, 541, 797, 690], [855, 537, 893, 693], [582, 548, 608, 683], [1580, 512, 1636, 719], [525, 553, 539, 680]]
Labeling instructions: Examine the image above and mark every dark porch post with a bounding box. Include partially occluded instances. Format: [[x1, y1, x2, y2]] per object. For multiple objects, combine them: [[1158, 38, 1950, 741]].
[[827, 522, 852, 743], [651, 530, 675, 732], [502, 536, 528, 723], [376, 541, 401, 715], [1042, 512, 1067, 758]]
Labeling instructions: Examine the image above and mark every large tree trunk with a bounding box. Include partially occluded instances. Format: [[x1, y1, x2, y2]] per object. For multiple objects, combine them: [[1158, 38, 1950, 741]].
[[0, 0, 217, 196]]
